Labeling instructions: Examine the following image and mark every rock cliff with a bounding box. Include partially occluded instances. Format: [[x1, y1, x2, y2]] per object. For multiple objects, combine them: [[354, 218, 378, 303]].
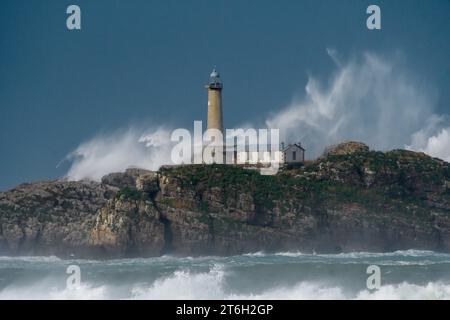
[[1, 142, 450, 258]]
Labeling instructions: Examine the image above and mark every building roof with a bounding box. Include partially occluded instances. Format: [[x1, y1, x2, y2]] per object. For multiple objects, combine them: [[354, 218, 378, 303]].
[[282, 143, 305, 152]]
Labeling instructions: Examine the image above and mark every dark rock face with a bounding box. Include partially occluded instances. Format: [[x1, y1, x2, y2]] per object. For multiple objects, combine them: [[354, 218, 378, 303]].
[[89, 198, 165, 258], [0, 180, 115, 257], [1, 143, 450, 258]]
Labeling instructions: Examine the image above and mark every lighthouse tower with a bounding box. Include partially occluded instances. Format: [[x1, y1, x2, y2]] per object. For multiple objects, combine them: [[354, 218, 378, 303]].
[[206, 68, 224, 133]]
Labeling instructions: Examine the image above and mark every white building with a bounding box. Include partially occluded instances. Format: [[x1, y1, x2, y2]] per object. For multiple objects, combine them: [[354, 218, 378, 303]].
[[232, 142, 305, 166], [281, 143, 305, 165]]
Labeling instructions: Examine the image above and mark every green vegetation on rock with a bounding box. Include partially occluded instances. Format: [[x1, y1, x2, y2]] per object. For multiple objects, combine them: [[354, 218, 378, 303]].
[[2, 142, 450, 258], [115, 187, 146, 201]]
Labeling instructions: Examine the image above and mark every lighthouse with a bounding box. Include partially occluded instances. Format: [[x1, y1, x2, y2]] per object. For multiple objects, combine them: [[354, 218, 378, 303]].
[[206, 68, 224, 133]]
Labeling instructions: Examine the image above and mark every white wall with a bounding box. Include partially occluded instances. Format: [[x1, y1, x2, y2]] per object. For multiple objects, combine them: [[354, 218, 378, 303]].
[[284, 145, 304, 163]]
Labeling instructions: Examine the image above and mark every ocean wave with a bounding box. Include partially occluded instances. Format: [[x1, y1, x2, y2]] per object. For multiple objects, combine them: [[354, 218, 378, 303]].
[[243, 251, 306, 258], [228, 282, 450, 300], [1, 263, 450, 300], [129, 265, 450, 300], [240, 249, 450, 261], [325, 249, 445, 259], [0, 256, 62, 263], [0, 249, 446, 262], [356, 282, 450, 300], [0, 279, 111, 300], [259, 249, 446, 258], [2, 251, 450, 300], [130, 264, 226, 299]]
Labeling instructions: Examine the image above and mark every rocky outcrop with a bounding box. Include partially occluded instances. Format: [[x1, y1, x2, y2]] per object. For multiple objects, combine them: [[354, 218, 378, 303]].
[[1, 143, 450, 258], [101, 168, 151, 190], [89, 197, 165, 258], [0, 180, 115, 256], [321, 141, 370, 158]]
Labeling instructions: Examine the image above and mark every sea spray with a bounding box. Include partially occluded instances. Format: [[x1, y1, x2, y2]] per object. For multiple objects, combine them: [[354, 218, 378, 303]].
[[1, 251, 450, 300]]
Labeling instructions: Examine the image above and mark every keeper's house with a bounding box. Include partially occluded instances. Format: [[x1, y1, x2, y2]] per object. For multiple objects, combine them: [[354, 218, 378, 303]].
[[281, 143, 305, 165], [234, 142, 305, 166]]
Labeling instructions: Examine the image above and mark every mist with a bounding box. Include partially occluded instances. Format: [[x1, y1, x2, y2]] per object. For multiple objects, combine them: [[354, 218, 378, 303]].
[[66, 127, 173, 181], [266, 51, 448, 159], [65, 51, 450, 181]]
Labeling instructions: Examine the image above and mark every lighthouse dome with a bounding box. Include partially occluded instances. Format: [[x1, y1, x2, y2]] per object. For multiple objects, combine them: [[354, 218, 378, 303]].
[[208, 67, 223, 89], [210, 69, 220, 78]]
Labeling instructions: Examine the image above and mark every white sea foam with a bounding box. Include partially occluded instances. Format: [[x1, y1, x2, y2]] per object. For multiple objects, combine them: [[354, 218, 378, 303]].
[[0, 282, 110, 300], [128, 266, 450, 300], [356, 282, 450, 300], [130, 265, 226, 300], [1, 252, 450, 300], [1, 265, 450, 300], [0, 256, 62, 262], [240, 249, 447, 259], [229, 282, 450, 300]]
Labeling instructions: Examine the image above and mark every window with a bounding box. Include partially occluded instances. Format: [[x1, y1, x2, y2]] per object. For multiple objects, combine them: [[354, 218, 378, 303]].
[[293, 151, 296, 160]]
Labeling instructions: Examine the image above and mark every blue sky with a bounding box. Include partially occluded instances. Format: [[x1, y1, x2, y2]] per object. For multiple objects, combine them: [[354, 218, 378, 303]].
[[1, 0, 450, 190]]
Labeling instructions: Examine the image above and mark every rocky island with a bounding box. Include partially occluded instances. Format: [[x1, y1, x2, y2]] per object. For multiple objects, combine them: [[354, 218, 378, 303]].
[[1, 142, 450, 259]]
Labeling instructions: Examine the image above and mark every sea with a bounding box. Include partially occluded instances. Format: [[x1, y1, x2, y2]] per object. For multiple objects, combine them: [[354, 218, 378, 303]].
[[1, 250, 450, 299]]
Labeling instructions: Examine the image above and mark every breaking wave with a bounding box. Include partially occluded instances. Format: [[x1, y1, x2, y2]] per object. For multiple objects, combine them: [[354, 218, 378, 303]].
[[1, 266, 450, 300], [1, 251, 450, 300]]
